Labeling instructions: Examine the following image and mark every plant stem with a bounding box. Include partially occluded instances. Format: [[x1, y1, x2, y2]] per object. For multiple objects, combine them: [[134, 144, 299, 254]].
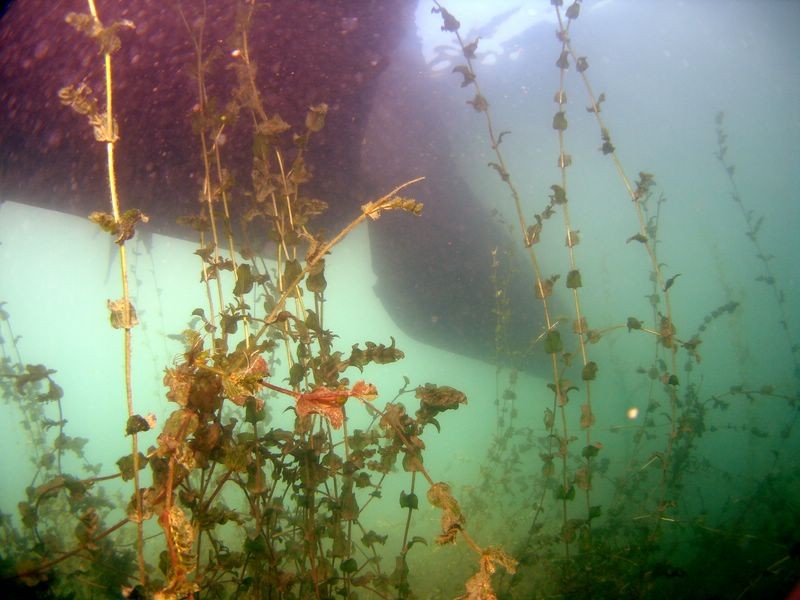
[[84, 0, 145, 584]]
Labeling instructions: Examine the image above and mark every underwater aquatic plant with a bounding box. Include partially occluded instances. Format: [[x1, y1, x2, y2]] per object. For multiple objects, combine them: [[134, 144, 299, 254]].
[[0, 1, 522, 598], [1, 0, 799, 598], [261, 379, 379, 430], [431, 0, 799, 597]]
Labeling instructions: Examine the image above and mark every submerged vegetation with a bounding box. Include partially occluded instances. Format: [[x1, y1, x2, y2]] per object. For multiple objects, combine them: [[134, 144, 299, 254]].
[[431, 1, 799, 598], [1, 0, 798, 598]]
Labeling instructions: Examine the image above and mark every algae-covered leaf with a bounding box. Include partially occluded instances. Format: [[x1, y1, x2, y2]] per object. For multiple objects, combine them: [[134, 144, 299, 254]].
[[340, 557, 358, 574], [549, 380, 577, 406], [550, 184, 567, 205], [544, 408, 555, 430], [575, 466, 591, 490], [288, 363, 307, 387], [555, 483, 575, 501], [90, 209, 148, 244], [233, 264, 254, 296], [107, 298, 138, 329], [536, 274, 560, 299], [526, 222, 542, 246], [54, 434, 89, 457], [246, 466, 268, 495], [257, 114, 291, 137], [626, 317, 642, 331], [586, 329, 602, 344], [415, 383, 467, 415], [399, 490, 419, 510], [407, 536, 427, 551], [305, 103, 328, 133], [579, 404, 595, 429], [468, 94, 489, 112], [117, 209, 148, 243], [223, 442, 250, 473], [582, 443, 602, 459], [627, 233, 648, 244], [194, 242, 215, 262], [366, 337, 405, 365], [488, 161, 509, 181], [245, 396, 265, 424], [600, 129, 615, 154], [402, 450, 423, 473], [354, 338, 405, 366], [306, 260, 327, 293], [88, 211, 116, 234], [433, 6, 460, 32], [220, 312, 240, 335], [389, 555, 410, 588], [362, 194, 423, 220], [125, 414, 151, 435], [544, 330, 563, 354], [566, 269, 582, 289], [463, 38, 479, 59], [664, 273, 682, 292], [288, 156, 311, 186], [427, 481, 464, 545], [587, 92, 607, 113], [160, 408, 200, 442], [35, 379, 63, 403], [573, 317, 587, 334], [66, 12, 135, 55], [282, 259, 302, 291], [351, 380, 378, 401], [634, 172, 655, 199], [581, 361, 598, 381], [361, 530, 388, 548], [116, 452, 147, 481], [566, 229, 580, 247], [354, 471, 372, 488], [453, 65, 475, 87], [566, 2, 581, 19], [177, 213, 209, 232], [243, 534, 267, 558], [541, 457, 555, 478], [65, 12, 97, 36], [65, 13, 127, 54]]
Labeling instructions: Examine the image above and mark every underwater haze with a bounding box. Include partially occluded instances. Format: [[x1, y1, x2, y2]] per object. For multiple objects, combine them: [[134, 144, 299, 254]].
[[1, 0, 799, 598]]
